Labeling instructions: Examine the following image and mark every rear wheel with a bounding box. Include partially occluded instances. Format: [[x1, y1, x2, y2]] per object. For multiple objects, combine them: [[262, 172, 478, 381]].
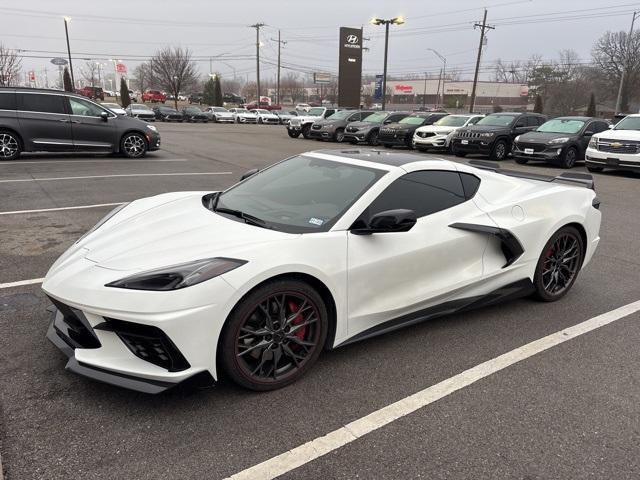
[[120, 132, 147, 158], [559, 147, 577, 169], [490, 139, 508, 160], [533, 226, 584, 302], [220, 279, 328, 391], [0, 130, 21, 161]]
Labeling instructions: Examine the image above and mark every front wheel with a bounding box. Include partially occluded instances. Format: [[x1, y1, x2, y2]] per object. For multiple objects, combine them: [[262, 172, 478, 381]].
[[367, 130, 379, 146], [120, 132, 147, 158], [334, 128, 345, 143], [0, 130, 21, 161], [490, 139, 508, 160], [559, 147, 577, 169], [287, 130, 301, 138], [219, 279, 328, 391], [533, 226, 584, 302], [301, 124, 312, 139]]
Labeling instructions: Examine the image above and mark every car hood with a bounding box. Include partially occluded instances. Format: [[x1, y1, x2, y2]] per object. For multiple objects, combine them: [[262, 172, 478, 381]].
[[381, 122, 419, 131], [415, 125, 459, 134], [594, 129, 640, 140], [237, 112, 256, 117], [295, 115, 321, 122], [516, 131, 576, 143], [347, 121, 377, 129], [81, 193, 290, 271], [314, 118, 347, 127]]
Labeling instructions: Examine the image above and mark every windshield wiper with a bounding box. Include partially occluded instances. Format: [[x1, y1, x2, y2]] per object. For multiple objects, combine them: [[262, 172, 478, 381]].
[[214, 207, 271, 229]]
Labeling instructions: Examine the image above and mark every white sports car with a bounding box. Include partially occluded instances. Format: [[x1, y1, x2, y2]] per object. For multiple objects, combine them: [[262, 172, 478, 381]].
[[43, 150, 601, 393]]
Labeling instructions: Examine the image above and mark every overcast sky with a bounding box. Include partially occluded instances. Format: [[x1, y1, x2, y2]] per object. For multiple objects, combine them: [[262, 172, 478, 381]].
[[1, 0, 636, 85]]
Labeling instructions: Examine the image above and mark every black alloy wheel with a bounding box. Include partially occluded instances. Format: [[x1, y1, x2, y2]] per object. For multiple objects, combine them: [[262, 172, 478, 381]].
[[334, 128, 345, 143], [301, 124, 312, 139], [368, 130, 379, 146], [533, 226, 584, 302], [491, 139, 508, 160], [120, 133, 147, 158], [287, 130, 301, 138], [0, 131, 20, 161], [220, 280, 328, 390], [560, 147, 577, 169]]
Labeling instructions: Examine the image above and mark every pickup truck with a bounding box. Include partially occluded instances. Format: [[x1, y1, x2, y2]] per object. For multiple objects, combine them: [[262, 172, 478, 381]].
[[76, 86, 104, 101], [286, 107, 341, 139], [142, 90, 166, 103]]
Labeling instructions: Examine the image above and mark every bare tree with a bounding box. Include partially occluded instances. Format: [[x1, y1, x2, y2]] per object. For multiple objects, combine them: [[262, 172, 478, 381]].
[[81, 61, 99, 87], [0, 44, 22, 87], [150, 47, 198, 109], [132, 62, 153, 96]]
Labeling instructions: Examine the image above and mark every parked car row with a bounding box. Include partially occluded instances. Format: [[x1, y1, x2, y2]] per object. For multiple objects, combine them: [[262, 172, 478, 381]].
[[286, 108, 637, 173]]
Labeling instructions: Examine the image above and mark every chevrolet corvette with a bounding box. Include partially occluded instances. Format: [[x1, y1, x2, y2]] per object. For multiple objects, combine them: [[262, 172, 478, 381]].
[[43, 150, 601, 393]]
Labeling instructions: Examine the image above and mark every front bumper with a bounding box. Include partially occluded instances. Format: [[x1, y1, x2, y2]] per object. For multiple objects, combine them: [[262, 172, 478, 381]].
[[451, 138, 494, 155], [378, 132, 410, 146], [238, 117, 257, 123], [413, 133, 449, 148], [146, 132, 161, 151], [513, 143, 564, 161], [585, 147, 640, 172], [344, 129, 370, 143], [308, 127, 336, 139]]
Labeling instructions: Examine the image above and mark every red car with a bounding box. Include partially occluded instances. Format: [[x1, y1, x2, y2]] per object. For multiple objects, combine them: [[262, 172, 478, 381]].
[[244, 101, 282, 111], [76, 86, 104, 101], [142, 90, 166, 103]]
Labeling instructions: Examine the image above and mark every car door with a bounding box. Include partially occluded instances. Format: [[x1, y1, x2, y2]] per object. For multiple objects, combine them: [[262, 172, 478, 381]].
[[67, 96, 116, 151], [346, 169, 494, 338], [16, 92, 74, 151]]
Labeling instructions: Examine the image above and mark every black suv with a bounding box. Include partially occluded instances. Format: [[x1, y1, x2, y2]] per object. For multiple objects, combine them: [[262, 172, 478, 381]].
[[309, 110, 373, 142], [344, 111, 410, 146], [451, 112, 547, 160], [513, 116, 610, 168], [0, 87, 160, 160], [378, 112, 448, 148], [181, 106, 209, 123]]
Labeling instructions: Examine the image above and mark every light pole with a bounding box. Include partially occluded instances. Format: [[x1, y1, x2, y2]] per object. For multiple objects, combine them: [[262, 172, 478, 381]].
[[370, 16, 404, 110], [615, 11, 639, 114], [427, 48, 446, 108], [63, 16, 75, 89]]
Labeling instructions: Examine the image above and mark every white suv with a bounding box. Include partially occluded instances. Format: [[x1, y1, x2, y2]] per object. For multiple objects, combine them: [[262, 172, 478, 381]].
[[413, 114, 484, 152], [586, 114, 640, 173]]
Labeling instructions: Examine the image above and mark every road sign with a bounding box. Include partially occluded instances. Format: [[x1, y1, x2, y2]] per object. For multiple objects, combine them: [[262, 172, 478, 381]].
[[115, 63, 127, 74], [313, 72, 331, 85], [50, 57, 68, 66]]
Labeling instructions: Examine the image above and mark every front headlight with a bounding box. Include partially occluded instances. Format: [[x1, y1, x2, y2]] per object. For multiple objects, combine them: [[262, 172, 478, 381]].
[[479, 132, 495, 138], [76, 203, 129, 244], [106, 257, 247, 291], [146, 124, 158, 132], [549, 137, 570, 144], [588, 137, 598, 148], [515, 135, 521, 142]]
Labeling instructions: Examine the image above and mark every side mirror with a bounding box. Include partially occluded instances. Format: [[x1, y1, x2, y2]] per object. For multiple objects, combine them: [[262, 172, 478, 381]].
[[240, 168, 259, 180], [100, 111, 109, 121], [351, 209, 417, 235], [608, 124, 615, 129]]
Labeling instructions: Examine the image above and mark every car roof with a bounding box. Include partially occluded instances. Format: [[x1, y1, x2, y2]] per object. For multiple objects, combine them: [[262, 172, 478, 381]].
[[551, 116, 594, 121], [306, 149, 451, 169]]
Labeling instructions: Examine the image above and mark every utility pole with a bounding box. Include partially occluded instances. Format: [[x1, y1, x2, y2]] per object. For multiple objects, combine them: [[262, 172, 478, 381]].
[[615, 11, 639, 114], [271, 30, 287, 105], [63, 17, 75, 89], [469, 9, 494, 113], [250, 22, 266, 104]]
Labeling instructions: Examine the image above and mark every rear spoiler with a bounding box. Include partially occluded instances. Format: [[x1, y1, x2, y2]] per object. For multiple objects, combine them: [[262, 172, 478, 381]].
[[467, 160, 595, 190]]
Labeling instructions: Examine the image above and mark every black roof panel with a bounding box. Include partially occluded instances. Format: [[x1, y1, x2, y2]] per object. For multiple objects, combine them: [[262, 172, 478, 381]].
[[310, 149, 444, 167]]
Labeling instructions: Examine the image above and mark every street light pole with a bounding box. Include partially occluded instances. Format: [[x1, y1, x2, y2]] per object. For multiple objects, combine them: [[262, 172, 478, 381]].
[[371, 17, 405, 111], [427, 48, 446, 108], [250, 23, 266, 104], [615, 11, 639, 114], [63, 17, 75, 89]]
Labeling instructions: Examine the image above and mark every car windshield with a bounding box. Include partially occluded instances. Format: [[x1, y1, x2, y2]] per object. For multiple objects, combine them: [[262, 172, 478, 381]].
[[537, 119, 585, 134], [613, 116, 640, 131], [307, 107, 325, 116], [214, 156, 386, 233], [327, 110, 353, 120], [399, 115, 426, 125], [256, 109, 270, 114], [185, 107, 201, 113], [159, 107, 176, 113], [363, 112, 388, 123], [235, 108, 248, 113], [476, 114, 518, 127], [133, 105, 152, 111], [212, 107, 227, 112], [433, 115, 468, 127]]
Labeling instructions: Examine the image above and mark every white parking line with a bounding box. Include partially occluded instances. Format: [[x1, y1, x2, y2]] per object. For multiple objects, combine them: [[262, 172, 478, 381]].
[[226, 299, 640, 480], [0, 172, 232, 183], [0, 158, 188, 165], [0, 202, 124, 216], [0, 278, 44, 290]]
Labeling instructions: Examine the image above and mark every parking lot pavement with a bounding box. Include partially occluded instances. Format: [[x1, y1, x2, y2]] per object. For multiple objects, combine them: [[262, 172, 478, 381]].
[[0, 123, 638, 479]]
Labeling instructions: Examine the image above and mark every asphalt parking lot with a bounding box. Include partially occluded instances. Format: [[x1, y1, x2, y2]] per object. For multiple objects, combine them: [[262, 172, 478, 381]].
[[1, 122, 639, 479]]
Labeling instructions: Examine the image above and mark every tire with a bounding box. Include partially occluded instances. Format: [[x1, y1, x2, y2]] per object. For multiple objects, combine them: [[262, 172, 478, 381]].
[[334, 128, 345, 143], [287, 130, 301, 138], [219, 279, 328, 391], [533, 226, 584, 302], [587, 166, 604, 173], [367, 130, 379, 146], [559, 147, 577, 169], [515, 157, 529, 164], [258, 118, 263, 124], [0, 130, 21, 161], [301, 124, 312, 139], [454, 151, 466, 157], [120, 132, 147, 158], [490, 139, 508, 160]]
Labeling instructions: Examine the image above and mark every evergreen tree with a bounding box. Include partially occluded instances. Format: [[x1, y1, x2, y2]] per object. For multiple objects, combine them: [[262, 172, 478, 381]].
[[533, 95, 544, 113], [203, 76, 216, 105], [120, 77, 131, 107], [586, 92, 596, 117], [63, 67, 73, 92], [213, 74, 223, 107]]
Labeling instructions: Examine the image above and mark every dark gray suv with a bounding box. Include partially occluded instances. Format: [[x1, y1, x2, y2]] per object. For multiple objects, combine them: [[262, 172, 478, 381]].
[[0, 87, 161, 161]]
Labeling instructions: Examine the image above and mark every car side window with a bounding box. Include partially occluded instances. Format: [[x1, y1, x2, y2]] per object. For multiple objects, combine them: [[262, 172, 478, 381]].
[[17, 93, 66, 114], [365, 170, 466, 219], [459, 173, 481, 199], [68, 97, 106, 117], [388, 114, 405, 122], [0, 92, 16, 110], [593, 122, 609, 133], [348, 113, 360, 122], [468, 116, 482, 125], [526, 116, 539, 127], [514, 117, 526, 128]]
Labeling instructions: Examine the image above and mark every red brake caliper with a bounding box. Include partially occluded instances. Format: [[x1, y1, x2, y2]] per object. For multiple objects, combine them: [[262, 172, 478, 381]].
[[288, 300, 306, 340]]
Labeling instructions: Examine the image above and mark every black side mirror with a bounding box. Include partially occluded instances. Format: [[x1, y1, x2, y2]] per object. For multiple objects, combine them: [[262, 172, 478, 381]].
[[100, 111, 109, 121], [351, 209, 417, 235], [240, 168, 259, 180]]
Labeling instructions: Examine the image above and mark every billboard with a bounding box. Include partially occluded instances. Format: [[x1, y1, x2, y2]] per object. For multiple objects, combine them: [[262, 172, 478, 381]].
[[374, 75, 383, 99], [115, 63, 127, 74], [313, 72, 331, 84], [338, 27, 363, 108]]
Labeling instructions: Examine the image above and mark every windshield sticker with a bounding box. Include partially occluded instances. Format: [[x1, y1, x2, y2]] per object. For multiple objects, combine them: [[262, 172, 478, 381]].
[[308, 217, 324, 226]]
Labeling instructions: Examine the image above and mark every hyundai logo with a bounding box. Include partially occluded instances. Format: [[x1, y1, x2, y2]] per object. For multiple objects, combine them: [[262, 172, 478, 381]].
[[346, 35, 359, 44]]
